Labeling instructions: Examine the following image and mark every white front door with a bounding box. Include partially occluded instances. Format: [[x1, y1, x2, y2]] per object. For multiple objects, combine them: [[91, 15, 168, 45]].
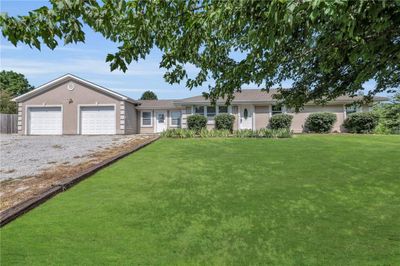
[[80, 106, 116, 135], [28, 107, 62, 135], [156, 111, 167, 132], [239, 105, 254, 130]]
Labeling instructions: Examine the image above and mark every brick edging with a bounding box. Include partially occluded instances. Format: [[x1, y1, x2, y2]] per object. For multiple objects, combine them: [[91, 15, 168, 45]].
[[0, 136, 160, 227]]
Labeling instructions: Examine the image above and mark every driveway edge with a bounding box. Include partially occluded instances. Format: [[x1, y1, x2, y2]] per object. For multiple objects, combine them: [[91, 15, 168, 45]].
[[0, 135, 160, 227]]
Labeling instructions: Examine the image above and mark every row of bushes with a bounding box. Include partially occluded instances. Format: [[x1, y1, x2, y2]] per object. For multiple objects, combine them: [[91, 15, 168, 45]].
[[187, 114, 235, 132], [161, 128, 292, 138], [187, 112, 380, 134], [271, 112, 380, 133]]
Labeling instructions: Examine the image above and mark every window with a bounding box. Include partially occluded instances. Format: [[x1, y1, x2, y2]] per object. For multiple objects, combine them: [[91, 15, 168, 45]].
[[171, 111, 181, 126], [272, 105, 282, 115], [346, 105, 357, 115], [218, 106, 228, 114], [142, 111, 152, 126], [207, 106, 216, 117], [157, 113, 165, 123], [185, 106, 192, 115], [243, 108, 249, 119], [194, 106, 204, 115]]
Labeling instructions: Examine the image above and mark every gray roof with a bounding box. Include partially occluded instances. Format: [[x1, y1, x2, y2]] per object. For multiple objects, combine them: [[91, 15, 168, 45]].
[[136, 100, 177, 109], [174, 89, 388, 105]]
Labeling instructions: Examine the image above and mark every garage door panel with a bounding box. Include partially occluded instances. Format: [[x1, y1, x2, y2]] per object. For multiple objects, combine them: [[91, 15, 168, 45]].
[[28, 107, 62, 135], [80, 106, 116, 135]]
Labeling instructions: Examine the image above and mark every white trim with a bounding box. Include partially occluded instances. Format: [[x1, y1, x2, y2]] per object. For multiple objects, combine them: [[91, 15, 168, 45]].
[[13, 74, 138, 104], [252, 107, 255, 131], [76, 104, 117, 134], [25, 104, 64, 135], [155, 110, 168, 133], [238, 105, 254, 130], [140, 110, 153, 127], [169, 110, 182, 128]]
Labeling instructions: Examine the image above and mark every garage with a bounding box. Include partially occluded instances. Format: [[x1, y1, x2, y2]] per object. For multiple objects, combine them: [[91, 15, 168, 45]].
[[80, 106, 116, 135], [28, 107, 62, 135]]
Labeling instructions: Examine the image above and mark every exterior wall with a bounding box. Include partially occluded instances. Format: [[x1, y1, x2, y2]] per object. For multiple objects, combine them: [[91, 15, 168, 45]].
[[167, 109, 184, 130], [20, 80, 124, 135], [232, 106, 239, 131], [287, 105, 345, 133], [255, 106, 270, 130], [138, 108, 185, 133], [124, 101, 138, 134], [138, 109, 155, 134], [181, 107, 191, 129]]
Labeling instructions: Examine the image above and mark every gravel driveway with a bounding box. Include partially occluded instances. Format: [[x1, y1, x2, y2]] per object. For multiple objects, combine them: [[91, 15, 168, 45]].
[[0, 134, 148, 181]]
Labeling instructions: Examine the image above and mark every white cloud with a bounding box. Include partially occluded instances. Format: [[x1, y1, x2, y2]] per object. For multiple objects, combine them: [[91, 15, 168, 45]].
[[52, 47, 102, 53], [1, 57, 164, 76]]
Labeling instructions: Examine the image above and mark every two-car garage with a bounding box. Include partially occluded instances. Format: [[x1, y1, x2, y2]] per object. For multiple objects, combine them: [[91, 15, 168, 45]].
[[16, 74, 139, 135], [27, 106, 116, 135]]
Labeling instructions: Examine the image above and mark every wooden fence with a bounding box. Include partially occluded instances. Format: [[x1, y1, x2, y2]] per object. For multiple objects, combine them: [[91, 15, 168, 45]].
[[0, 113, 18, 134]]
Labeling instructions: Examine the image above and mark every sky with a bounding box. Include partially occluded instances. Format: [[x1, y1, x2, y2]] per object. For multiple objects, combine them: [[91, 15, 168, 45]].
[[0, 1, 388, 100]]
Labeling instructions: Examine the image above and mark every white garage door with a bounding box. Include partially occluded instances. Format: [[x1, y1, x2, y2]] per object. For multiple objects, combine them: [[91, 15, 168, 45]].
[[28, 107, 62, 135], [80, 106, 116, 135]]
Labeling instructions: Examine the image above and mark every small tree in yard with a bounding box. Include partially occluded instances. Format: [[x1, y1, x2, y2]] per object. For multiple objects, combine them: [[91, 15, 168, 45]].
[[305, 112, 337, 133], [187, 115, 207, 132], [215, 114, 235, 132], [343, 112, 379, 133], [269, 114, 293, 130], [140, 90, 158, 100], [373, 93, 400, 134]]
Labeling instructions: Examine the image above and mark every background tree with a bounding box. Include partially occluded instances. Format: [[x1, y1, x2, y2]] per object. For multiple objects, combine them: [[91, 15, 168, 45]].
[[1, 1, 399, 109], [140, 90, 158, 100], [0, 71, 34, 113], [374, 92, 400, 134]]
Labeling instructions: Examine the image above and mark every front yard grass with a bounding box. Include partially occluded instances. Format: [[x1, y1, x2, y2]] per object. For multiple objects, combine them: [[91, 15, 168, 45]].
[[1, 135, 399, 265]]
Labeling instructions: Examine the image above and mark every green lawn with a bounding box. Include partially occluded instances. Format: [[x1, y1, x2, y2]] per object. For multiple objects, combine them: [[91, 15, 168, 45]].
[[1, 135, 400, 265]]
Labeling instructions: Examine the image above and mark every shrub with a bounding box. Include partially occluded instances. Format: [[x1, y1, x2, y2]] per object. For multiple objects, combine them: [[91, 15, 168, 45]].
[[161, 128, 292, 138], [215, 114, 235, 131], [233, 128, 292, 138], [305, 112, 337, 133], [269, 114, 293, 129], [161, 129, 196, 138], [273, 128, 293, 138], [198, 128, 231, 138], [373, 94, 400, 134], [234, 129, 254, 138], [343, 112, 379, 133], [187, 114, 207, 132]]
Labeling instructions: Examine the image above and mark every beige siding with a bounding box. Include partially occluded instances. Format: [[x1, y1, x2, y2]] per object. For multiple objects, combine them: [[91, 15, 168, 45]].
[[287, 105, 345, 133], [138, 108, 185, 133], [124, 102, 138, 134], [138, 109, 155, 133], [167, 109, 184, 129], [232, 106, 239, 130], [20, 80, 124, 134], [255, 106, 269, 130]]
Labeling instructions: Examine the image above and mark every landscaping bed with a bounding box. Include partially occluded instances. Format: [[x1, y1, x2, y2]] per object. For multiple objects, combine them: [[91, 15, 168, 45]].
[[1, 135, 399, 265]]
